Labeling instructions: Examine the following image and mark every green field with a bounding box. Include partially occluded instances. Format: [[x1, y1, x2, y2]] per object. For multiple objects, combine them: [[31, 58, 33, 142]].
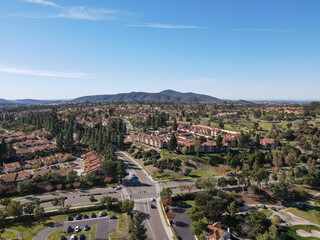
[[286, 205, 320, 225], [0, 231, 19, 240], [260, 209, 273, 218], [283, 225, 320, 240]]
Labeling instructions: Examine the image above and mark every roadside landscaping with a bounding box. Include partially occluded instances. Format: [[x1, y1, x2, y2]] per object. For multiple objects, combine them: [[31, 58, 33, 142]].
[[0, 231, 19, 240], [109, 213, 130, 240]]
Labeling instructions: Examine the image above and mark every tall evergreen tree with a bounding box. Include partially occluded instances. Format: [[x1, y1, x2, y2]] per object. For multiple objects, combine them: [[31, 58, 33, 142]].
[[168, 134, 178, 151], [129, 212, 147, 240]]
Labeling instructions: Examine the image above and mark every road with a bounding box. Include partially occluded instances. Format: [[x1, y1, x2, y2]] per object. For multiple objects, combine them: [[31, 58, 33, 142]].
[[116, 151, 170, 240], [11, 187, 122, 211]]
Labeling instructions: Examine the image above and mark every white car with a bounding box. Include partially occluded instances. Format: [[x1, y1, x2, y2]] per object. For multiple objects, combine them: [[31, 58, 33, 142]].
[[70, 234, 78, 240], [75, 226, 81, 233], [115, 186, 122, 190]]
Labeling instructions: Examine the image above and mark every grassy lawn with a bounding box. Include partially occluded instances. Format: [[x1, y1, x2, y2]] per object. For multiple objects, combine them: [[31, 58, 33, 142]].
[[282, 225, 320, 240], [286, 205, 320, 225], [181, 200, 195, 205], [188, 171, 213, 178], [260, 209, 273, 218], [1, 231, 19, 240], [109, 214, 130, 240], [314, 196, 320, 206], [46, 225, 97, 240]]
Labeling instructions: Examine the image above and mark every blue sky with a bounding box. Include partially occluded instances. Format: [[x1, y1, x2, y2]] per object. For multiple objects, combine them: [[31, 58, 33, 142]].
[[0, 0, 319, 100]]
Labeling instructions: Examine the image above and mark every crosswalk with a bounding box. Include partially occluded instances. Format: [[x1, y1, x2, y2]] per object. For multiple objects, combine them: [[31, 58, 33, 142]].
[[134, 197, 155, 203]]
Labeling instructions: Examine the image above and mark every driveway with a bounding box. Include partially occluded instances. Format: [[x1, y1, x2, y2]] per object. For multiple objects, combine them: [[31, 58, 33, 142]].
[[171, 202, 195, 240]]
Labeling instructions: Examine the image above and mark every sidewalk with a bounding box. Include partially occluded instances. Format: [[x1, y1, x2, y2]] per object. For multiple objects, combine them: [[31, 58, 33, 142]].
[[157, 197, 175, 240]]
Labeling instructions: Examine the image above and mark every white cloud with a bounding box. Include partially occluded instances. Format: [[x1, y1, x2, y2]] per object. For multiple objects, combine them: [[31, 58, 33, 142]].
[[56, 7, 126, 20], [230, 28, 294, 33], [128, 23, 206, 29], [23, 0, 60, 8], [0, 65, 92, 78]]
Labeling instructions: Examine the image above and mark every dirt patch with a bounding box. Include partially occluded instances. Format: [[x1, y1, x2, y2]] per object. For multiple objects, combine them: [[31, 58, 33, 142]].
[[236, 188, 277, 205], [296, 229, 320, 238]]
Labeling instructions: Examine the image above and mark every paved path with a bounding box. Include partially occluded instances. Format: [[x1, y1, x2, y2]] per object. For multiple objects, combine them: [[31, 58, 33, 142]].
[[5, 229, 22, 240], [32, 226, 59, 240]]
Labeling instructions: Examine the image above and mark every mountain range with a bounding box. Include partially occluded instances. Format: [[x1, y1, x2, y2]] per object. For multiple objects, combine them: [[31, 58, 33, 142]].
[[72, 90, 221, 103], [0, 90, 255, 105]]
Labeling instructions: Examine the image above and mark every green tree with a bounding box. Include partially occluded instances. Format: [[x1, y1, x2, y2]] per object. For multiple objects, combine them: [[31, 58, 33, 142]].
[[6, 201, 23, 219], [24, 202, 36, 216], [188, 206, 205, 221], [34, 205, 45, 220], [160, 188, 172, 199], [121, 199, 134, 214], [168, 134, 177, 151], [172, 118, 178, 131], [66, 170, 78, 183], [191, 219, 208, 237], [56, 133, 64, 152], [216, 135, 223, 151], [269, 174, 291, 203], [129, 212, 147, 240], [116, 161, 126, 183]]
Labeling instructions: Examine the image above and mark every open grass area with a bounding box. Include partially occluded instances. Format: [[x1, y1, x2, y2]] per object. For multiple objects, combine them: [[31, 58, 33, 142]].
[[109, 213, 130, 240], [282, 225, 320, 240], [260, 209, 273, 218], [1, 231, 19, 240], [46, 225, 97, 240], [181, 200, 195, 205], [188, 171, 213, 178], [286, 205, 320, 225]]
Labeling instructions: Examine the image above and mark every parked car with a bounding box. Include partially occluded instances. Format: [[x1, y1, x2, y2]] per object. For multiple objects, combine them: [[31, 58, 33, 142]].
[[115, 186, 122, 190], [70, 235, 78, 240], [83, 214, 89, 219], [110, 215, 117, 219], [84, 225, 90, 231], [75, 226, 81, 233], [98, 212, 107, 217], [68, 216, 74, 221], [91, 212, 97, 218], [67, 226, 74, 233], [75, 214, 83, 220], [61, 236, 67, 240], [79, 234, 86, 240]]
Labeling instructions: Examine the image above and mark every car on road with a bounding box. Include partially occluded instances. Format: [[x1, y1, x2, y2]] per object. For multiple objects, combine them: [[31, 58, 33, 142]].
[[84, 224, 90, 231], [151, 197, 156, 202], [91, 212, 97, 218], [110, 215, 117, 219], [68, 216, 74, 221], [70, 235, 78, 240], [75, 226, 81, 233], [79, 234, 86, 240], [83, 214, 89, 219], [76, 214, 83, 220], [115, 186, 122, 190], [67, 226, 74, 233], [151, 204, 156, 209]]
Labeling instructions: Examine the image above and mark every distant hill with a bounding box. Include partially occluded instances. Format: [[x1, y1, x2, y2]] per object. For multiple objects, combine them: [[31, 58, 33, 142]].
[[72, 90, 221, 103], [0, 98, 10, 104]]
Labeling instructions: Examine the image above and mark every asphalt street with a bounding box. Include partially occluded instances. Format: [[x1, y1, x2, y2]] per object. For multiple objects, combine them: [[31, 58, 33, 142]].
[[116, 151, 169, 240]]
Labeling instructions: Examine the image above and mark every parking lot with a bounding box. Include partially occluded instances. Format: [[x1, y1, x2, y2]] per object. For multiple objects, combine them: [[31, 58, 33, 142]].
[[63, 215, 118, 240]]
